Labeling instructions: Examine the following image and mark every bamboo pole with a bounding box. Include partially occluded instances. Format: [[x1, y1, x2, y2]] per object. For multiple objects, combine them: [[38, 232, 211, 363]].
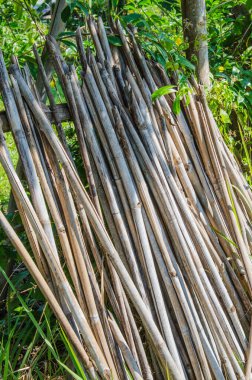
[[10, 63, 184, 380], [0, 210, 97, 380]]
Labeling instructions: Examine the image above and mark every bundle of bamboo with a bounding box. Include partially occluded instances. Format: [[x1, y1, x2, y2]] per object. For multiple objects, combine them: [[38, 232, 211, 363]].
[[0, 16, 251, 380]]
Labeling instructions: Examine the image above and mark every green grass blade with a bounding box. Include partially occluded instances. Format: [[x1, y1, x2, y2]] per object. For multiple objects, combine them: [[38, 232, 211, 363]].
[[59, 327, 87, 380], [0, 267, 85, 380]]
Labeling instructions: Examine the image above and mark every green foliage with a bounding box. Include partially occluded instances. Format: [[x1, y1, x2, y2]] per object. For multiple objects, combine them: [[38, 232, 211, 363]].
[[0, 0, 47, 67], [0, 268, 87, 379], [151, 85, 176, 101]]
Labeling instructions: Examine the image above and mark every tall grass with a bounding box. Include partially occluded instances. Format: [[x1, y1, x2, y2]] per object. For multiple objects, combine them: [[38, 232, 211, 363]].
[[0, 267, 87, 380]]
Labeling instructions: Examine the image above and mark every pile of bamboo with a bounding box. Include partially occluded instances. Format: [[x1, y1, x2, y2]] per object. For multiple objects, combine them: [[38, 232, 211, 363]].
[[0, 16, 252, 380]]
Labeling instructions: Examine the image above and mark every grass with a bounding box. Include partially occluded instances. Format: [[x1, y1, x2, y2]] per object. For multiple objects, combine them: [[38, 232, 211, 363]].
[[0, 267, 88, 380]]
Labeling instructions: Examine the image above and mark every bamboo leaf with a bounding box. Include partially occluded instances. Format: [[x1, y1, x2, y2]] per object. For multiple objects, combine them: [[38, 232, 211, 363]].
[[151, 85, 176, 101], [61, 5, 71, 22], [172, 97, 181, 115], [107, 35, 123, 46]]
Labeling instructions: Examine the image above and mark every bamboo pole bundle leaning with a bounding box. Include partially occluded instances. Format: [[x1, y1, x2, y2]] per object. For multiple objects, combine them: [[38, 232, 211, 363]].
[[8, 62, 184, 380], [0, 16, 251, 380]]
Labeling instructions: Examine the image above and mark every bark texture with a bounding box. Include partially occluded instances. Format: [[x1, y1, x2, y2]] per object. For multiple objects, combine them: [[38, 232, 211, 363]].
[[181, 0, 210, 86]]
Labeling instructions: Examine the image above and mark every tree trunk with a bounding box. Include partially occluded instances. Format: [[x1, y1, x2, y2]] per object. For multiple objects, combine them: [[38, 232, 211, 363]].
[[181, 0, 210, 86]]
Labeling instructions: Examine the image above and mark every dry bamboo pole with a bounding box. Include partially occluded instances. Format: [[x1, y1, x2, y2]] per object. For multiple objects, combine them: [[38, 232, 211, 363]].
[[75, 182, 121, 318], [9, 73, 85, 313], [193, 98, 248, 276], [89, 55, 114, 121], [138, 121, 246, 356], [97, 17, 113, 64], [115, 20, 150, 108], [87, 16, 105, 65], [33, 44, 73, 161], [63, 178, 130, 380], [81, 63, 149, 286], [42, 144, 93, 316], [245, 319, 252, 379], [0, 51, 57, 256], [23, 63, 41, 101], [131, 136, 247, 377], [84, 148, 149, 376], [133, 76, 248, 355], [97, 17, 116, 88], [81, 79, 147, 300], [108, 317, 143, 380], [11, 63, 184, 380], [42, 142, 119, 380], [0, 210, 98, 380], [194, 217, 249, 327], [102, 61, 247, 357], [113, 107, 217, 379], [10, 190, 50, 280], [101, 71, 247, 377], [0, 124, 111, 379], [122, 295, 154, 380], [46, 36, 102, 216], [69, 65, 164, 372], [75, 35, 147, 302], [81, 64, 185, 376], [199, 87, 252, 293]]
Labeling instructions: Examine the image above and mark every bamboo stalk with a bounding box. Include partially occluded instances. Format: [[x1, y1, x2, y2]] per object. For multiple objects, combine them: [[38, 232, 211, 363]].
[[10, 62, 184, 380], [0, 209, 97, 380], [0, 123, 111, 379]]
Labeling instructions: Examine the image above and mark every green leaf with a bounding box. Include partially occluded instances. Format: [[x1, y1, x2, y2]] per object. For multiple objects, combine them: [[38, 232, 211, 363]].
[[75, 1, 89, 15], [246, 0, 252, 10], [172, 97, 181, 115], [58, 31, 76, 38], [220, 109, 231, 124], [151, 85, 176, 101], [61, 5, 71, 22], [176, 55, 195, 71], [60, 328, 87, 379], [122, 13, 144, 24], [61, 39, 77, 51], [211, 228, 238, 248], [107, 35, 123, 46], [56, 361, 85, 380]]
